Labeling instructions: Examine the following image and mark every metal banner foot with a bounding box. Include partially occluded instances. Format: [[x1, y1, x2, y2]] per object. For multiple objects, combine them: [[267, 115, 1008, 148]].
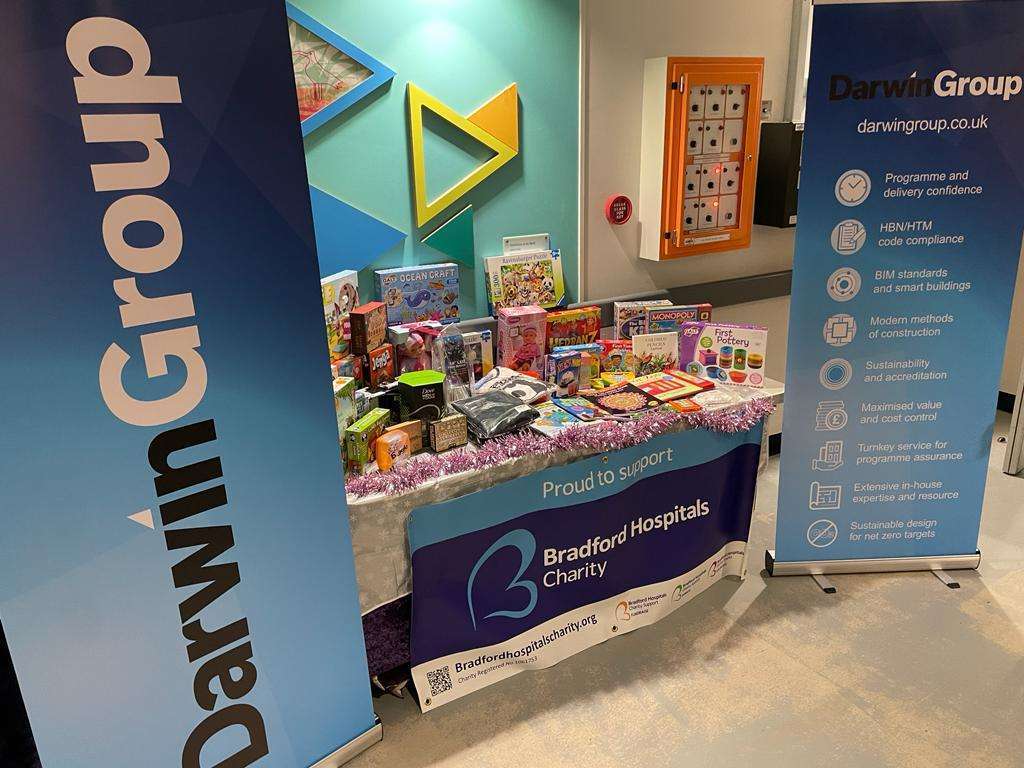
[[308, 716, 383, 768], [932, 569, 961, 589], [811, 573, 837, 594]]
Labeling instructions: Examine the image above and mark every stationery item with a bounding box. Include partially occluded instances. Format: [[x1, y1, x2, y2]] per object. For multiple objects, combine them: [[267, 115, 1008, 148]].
[[580, 382, 660, 416], [544, 350, 582, 397], [433, 332, 474, 402], [552, 396, 609, 421], [344, 407, 391, 475], [502, 233, 551, 255], [612, 299, 673, 340], [452, 391, 540, 441], [384, 419, 424, 454], [374, 263, 460, 325], [631, 371, 703, 401], [670, 369, 716, 391], [397, 369, 446, 440], [598, 340, 636, 373], [598, 371, 635, 387], [322, 270, 360, 362], [475, 366, 552, 404], [645, 304, 713, 335], [332, 376, 357, 449], [463, 330, 494, 379], [375, 430, 411, 472], [545, 306, 602, 352], [631, 331, 680, 375], [530, 401, 582, 436], [679, 321, 769, 387], [485, 249, 566, 311], [366, 343, 396, 389], [349, 301, 387, 356], [428, 414, 469, 452], [497, 305, 547, 374]]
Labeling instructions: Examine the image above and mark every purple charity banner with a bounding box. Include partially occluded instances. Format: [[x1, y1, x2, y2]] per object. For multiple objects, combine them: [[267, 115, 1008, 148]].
[[407, 425, 763, 710]]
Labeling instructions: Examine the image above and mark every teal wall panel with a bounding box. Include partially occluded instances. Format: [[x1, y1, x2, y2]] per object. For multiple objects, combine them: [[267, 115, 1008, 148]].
[[296, 0, 580, 319]]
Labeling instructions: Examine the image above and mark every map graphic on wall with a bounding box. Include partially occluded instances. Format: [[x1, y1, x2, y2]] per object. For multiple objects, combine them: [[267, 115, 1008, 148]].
[[289, 19, 370, 121], [286, 3, 396, 136]]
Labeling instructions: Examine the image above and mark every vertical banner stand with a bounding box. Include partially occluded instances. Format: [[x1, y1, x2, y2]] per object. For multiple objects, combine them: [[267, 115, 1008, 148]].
[[768, 1, 1024, 589]]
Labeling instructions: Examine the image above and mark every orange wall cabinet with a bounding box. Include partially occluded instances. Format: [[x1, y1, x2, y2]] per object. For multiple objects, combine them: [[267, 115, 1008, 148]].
[[639, 57, 764, 261]]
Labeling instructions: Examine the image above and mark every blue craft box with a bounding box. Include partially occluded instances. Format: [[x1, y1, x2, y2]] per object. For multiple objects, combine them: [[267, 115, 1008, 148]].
[[374, 263, 461, 325]]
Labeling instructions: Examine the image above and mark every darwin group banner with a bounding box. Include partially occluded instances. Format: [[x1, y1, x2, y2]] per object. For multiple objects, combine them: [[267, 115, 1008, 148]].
[[0, 2, 376, 767], [408, 426, 762, 710], [775, 0, 1024, 564]]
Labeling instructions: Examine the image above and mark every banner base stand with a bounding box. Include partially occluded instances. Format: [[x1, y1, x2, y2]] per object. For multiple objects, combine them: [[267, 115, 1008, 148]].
[[764, 550, 981, 578], [308, 715, 383, 768]]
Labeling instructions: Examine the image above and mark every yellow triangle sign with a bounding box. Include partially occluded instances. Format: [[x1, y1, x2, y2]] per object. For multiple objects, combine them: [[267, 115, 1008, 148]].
[[468, 83, 519, 153], [408, 83, 518, 227]]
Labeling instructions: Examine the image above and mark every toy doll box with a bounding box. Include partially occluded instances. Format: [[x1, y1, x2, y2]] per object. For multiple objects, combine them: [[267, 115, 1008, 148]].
[[374, 263, 460, 326], [679, 321, 768, 387], [497, 305, 547, 374]]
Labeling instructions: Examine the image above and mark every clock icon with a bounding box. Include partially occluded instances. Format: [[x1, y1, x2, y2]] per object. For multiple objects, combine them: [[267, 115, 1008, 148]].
[[834, 169, 871, 206]]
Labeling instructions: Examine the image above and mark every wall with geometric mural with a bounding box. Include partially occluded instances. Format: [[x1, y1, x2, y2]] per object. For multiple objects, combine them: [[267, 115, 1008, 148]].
[[288, 0, 580, 320]]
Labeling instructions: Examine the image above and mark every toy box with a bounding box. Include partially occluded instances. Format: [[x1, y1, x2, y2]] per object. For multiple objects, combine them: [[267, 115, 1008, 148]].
[[631, 371, 703, 401], [375, 430, 411, 472], [366, 343, 396, 389], [463, 330, 494, 380], [322, 270, 360, 362], [612, 299, 672, 340], [332, 376, 357, 450], [553, 343, 601, 389], [545, 306, 601, 353], [645, 304, 713, 335], [679, 321, 768, 387], [631, 331, 680, 375], [598, 339, 636, 373], [384, 419, 424, 454], [331, 354, 363, 386], [485, 250, 566, 312], [344, 407, 390, 475], [429, 414, 469, 452], [349, 301, 387, 356], [374, 263, 460, 325], [545, 350, 582, 397], [497, 305, 547, 374]]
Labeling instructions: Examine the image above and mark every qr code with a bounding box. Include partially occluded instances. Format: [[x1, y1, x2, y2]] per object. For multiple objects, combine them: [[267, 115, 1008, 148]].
[[426, 666, 452, 697]]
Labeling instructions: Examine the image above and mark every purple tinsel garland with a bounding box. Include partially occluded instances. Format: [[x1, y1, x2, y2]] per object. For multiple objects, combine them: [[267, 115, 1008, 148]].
[[345, 396, 776, 498]]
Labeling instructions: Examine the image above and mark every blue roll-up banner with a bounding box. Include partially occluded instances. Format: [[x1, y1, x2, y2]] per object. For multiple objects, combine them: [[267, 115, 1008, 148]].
[[775, 1, 1024, 566], [0, 2, 377, 766], [408, 427, 763, 710]]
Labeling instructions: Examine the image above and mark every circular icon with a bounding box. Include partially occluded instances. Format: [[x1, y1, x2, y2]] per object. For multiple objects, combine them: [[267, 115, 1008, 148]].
[[820, 358, 853, 390], [827, 267, 861, 302], [835, 169, 871, 207], [823, 313, 857, 347], [807, 519, 839, 548], [830, 219, 866, 255]]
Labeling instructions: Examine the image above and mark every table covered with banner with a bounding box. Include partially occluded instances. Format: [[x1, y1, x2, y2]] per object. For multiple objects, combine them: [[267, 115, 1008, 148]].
[[345, 382, 782, 704]]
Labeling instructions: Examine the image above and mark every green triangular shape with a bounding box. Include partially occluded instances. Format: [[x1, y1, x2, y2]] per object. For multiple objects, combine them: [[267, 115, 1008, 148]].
[[422, 205, 475, 267]]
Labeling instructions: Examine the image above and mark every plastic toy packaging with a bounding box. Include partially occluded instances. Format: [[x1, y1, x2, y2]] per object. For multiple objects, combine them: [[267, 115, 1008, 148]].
[[375, 430, 410, 472], [452, 391, 539, 441], [433, 329, 475, 403]]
